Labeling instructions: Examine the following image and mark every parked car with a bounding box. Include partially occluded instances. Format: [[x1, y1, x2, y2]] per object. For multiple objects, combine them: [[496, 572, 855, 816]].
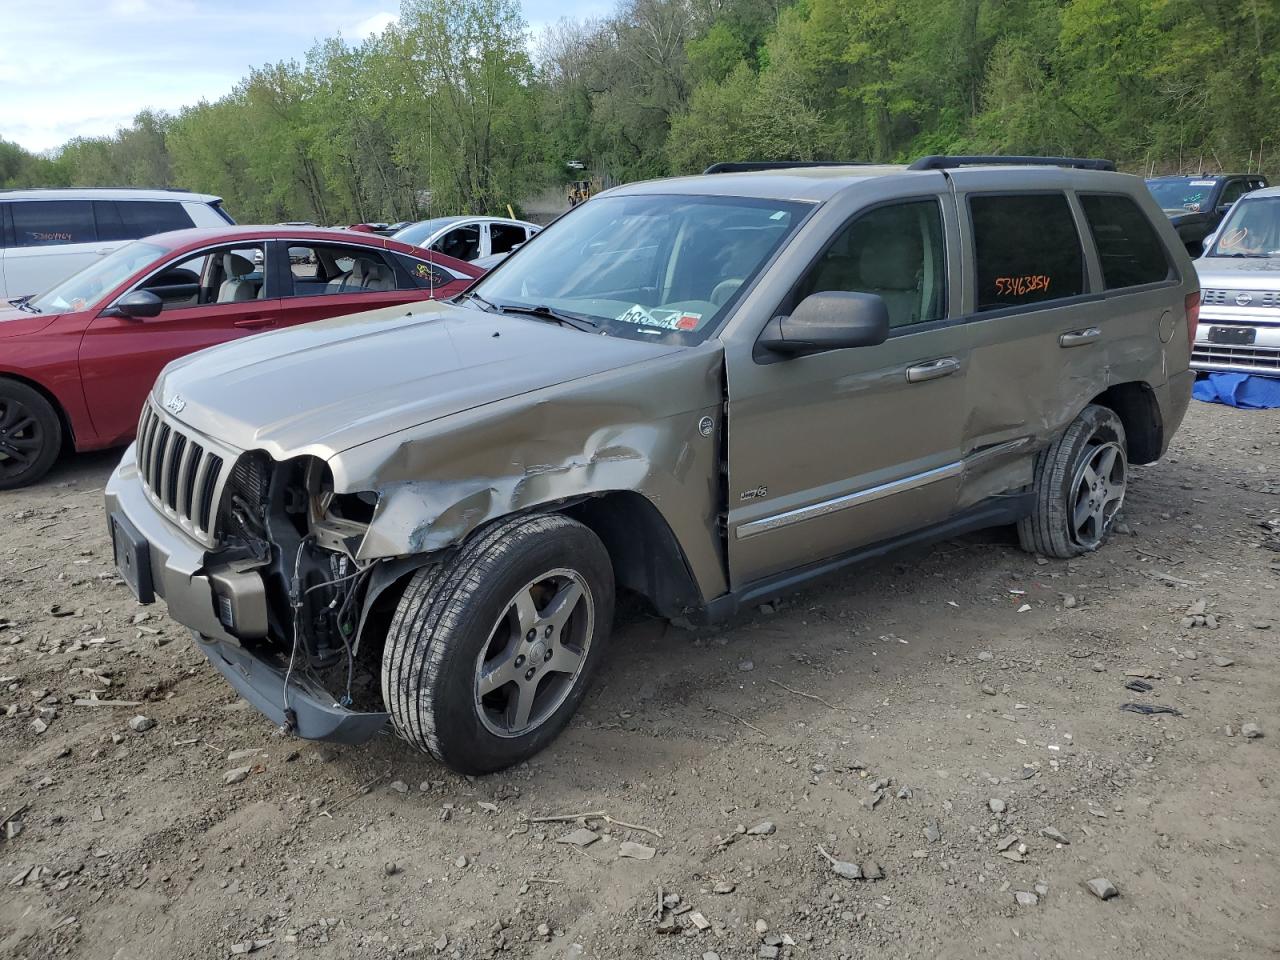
[[105, 156, 1195, 774], [1191, 185, 1280, 376], [0, 226, 479, 489], [0, 188, 234, 301], [1145, 174, 1268, 254], [392, 216, 541, 262]]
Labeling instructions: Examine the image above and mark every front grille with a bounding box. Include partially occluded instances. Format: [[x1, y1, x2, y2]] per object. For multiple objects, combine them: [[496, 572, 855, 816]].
[[1201, 289, 1280, 309], [136, 402, 236, 546], [1192, 343, 1280, 372]]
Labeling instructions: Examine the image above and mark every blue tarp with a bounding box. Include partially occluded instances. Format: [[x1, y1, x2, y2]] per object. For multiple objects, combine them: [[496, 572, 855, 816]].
[[1193, 372, 1280, 409]]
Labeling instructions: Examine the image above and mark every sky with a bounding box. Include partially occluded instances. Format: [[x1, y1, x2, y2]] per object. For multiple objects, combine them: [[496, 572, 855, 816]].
[[0, 0, 609, 153]]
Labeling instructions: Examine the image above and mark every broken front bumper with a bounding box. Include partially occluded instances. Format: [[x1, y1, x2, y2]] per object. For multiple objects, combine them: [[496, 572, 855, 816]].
[[104, 444, 388, 744]]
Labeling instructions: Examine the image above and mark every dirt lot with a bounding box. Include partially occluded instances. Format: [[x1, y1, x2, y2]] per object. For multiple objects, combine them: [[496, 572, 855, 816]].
[[2, 400, 1278, 960]]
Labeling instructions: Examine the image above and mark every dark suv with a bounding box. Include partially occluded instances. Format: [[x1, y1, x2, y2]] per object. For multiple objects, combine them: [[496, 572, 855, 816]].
[[1146, 174, 1269, 253]]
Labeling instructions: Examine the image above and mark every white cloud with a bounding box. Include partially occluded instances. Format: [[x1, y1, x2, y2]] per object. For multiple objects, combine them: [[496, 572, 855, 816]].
[[351, 11, 398, 38]]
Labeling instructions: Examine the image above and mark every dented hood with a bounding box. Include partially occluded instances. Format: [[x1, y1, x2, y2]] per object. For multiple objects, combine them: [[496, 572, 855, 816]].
[[154, 300, 682, 458]]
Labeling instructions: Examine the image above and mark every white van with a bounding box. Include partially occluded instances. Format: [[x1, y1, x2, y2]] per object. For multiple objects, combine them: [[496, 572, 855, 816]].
[[0, 189, 234, 300]]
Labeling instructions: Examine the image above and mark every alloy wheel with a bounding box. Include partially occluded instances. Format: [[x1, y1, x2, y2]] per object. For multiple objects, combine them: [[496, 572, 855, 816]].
[[0, 396, 45, 483], [1070, 439, 1126, 550], [473, 568, 594, 738]]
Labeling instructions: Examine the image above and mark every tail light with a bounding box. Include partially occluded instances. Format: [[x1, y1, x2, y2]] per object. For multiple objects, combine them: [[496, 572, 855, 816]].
[[1184, 291, 1200, 348]]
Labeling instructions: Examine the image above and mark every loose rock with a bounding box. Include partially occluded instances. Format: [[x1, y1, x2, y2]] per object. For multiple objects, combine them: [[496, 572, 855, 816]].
[[1241, 723, 1263, 739], [988, 798, 1006, 815], [746, 821, 775, 836], [1085, 877, 1118, 901], [224, 767, 250, 785], [127, 715, 155, 733]]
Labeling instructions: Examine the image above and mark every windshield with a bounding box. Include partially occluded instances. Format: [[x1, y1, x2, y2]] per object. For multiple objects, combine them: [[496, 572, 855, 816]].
[[1207, 196, 1280, 258], [1146, 177, 1218, 213], [27, 241, 167, 314], [467, 194, 810, 344], [392, 217, 465, 246]]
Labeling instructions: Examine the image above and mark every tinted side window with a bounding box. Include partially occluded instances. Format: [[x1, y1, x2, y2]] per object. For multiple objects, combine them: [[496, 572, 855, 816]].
[[490, 223, 526, 255], [393, 253, 458, 289], [797, 199, 946, 328], [430, 224, 480, 261], [98, 200, 195, 241], [1079, 194, 1171, 290], [1219, 181, 1248, 207], [970, 193, 1084, 311], [11, 200, 97, 247]]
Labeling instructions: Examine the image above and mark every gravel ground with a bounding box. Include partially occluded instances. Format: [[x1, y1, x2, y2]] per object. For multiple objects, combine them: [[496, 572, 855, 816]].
[[2, 400, 1278, 960]]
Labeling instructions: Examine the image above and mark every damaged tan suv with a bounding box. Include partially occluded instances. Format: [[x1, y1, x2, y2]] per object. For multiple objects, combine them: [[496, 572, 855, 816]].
[[105, 156, 1197, 773]]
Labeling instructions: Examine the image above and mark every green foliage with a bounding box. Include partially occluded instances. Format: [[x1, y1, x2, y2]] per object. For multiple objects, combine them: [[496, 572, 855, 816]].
[[3, 0, 1274, 215]]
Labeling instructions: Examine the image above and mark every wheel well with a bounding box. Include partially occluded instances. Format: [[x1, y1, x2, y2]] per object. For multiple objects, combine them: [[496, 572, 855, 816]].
[[562, 492, 704, 620], [0, 373, 74, 453], [1091, 382, 1162, 464]]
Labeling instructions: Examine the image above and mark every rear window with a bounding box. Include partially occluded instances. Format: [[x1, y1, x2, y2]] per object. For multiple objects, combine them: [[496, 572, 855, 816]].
[[970, 193, 1084, 311], [11, 200, 97, 247], [96, 200, 195, 241], [1079, 194, 1171, 289]]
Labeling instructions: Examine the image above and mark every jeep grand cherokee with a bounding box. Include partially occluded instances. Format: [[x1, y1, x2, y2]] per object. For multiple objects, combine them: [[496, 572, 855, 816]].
[[105, 156, 1197, 774]]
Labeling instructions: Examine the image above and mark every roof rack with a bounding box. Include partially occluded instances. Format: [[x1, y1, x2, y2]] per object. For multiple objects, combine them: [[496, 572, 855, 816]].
[[702, 161, 872, 175], [907, 155, 1116, 172], [0, 185, 197, 193]]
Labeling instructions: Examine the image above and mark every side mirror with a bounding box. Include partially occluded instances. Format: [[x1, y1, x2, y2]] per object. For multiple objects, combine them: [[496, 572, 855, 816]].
[[1200, 232, 1218, 254], [759, 291, 890, 355], [107, 290, 164, 320], [1216, 204, 1232, 217]]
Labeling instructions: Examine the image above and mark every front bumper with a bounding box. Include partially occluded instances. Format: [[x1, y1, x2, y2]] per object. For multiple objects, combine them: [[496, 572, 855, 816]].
[[105, 444, 388, 744], [1192, 312, 1280, 376]]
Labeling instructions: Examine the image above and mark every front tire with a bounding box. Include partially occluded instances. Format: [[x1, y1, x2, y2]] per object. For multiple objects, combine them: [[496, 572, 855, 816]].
[[0, 379, 62, 491], [1018, 404, 1128, 559], [382, 514, 614, 774]]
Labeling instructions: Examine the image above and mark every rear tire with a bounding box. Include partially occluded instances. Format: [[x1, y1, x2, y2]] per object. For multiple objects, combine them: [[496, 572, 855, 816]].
[[1018, 404, 1127, 559], [381, 514, 614, 774], [0, 379, 62, 491]]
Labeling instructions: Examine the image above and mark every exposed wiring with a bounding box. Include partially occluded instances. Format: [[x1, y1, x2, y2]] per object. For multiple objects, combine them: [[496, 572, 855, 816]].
[[281, 534, 315, 732]]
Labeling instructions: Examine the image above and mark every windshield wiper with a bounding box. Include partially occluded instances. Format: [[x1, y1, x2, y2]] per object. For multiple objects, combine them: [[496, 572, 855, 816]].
[[491, 302, 599, 332], [459, 291, 498, 312], [8, 295, 41, 314]]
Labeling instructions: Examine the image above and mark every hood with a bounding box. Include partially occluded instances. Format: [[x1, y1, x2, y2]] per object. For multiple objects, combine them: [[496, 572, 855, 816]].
[[156, 300, 682, 458], [1194, 255, 1280, 286], [0, 306, 58, 339]]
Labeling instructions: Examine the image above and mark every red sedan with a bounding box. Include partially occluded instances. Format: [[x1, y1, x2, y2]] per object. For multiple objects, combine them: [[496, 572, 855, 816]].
[[0, 226, 480, 488]]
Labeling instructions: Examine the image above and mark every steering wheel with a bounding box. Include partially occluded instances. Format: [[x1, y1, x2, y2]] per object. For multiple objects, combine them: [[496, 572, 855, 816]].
[[710, 278, 745, 306]]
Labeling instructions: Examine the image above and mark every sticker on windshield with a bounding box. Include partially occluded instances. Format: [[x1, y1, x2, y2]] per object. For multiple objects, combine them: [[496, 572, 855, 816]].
[[615, 305, 705, 331], [1190, 180, 1216, 186]]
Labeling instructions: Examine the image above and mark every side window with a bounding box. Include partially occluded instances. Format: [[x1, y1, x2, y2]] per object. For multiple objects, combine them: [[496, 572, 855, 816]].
[[283, 244, 395, 297], [132, 243, 266, 311], [1219, 181, 1248, 208], [430, 224, 480, 261], [393, 253, 461, 289], [1079, 194, 1171, 290], [970, 193, 1084, 311], [796, 199, 946, 328], [490, 222, 526, 256], [11, 201, 97, 247], [98, 200, 195, 241]]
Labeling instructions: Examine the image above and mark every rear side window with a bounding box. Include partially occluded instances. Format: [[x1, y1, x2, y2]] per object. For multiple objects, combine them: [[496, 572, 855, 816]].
[[1079, 194, 1171, 290], [96, 200, 195, 241], [11, 200, 97, 247], [394, 253, 462, 289], [970, 193, 1084, 311], [490, 222, 526, 255]]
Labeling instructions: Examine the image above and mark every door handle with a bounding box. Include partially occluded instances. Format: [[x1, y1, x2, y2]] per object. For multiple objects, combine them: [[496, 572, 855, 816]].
[[905, 356, 960, 383], [1059, 327, 1101, 347], [234, 316, 274, 329]]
